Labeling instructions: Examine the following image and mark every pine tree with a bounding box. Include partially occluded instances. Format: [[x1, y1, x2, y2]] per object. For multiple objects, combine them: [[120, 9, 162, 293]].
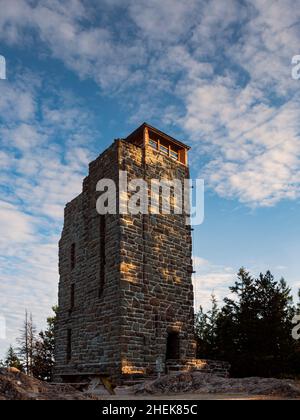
[[195, 294, 220, 359], [5, 346, 23, 371], [32, 306, 57, 381], [216, 269, 297, 377]]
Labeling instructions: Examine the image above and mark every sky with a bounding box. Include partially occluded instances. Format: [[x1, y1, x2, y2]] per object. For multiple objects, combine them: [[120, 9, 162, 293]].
[[0, 0, 300, 358]]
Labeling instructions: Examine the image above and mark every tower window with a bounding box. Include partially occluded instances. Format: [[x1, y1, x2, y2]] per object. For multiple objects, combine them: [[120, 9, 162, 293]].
[[147, 132, 184, 163], [155, 314, 159, 338], [99, 215, 106, 298], [67, 329, 72, 363], [126, 124, 189, 166], [170, 150, 179, 161], [160, 144, 169, 156], [71, 243, 76, 270], [149, 139, 158, 150], [70, 284, 75, 310]]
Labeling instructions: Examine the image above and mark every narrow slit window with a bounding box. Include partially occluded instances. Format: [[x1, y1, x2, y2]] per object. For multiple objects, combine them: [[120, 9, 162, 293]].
[[99, 215, 106, 298], [155, 314, 159, 338], [71, 243, 76, 270], [149, 139, 158, 150], [70, 284, 75, 310], [67, 329, 72, 362]]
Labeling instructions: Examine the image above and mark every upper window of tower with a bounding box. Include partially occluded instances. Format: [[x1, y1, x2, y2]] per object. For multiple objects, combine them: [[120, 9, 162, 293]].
[[149, 139, 158, 150], [125, 123, 191, 166], [150, 137, 180, 162], [170, 149, 179, 161], [160, 144, 169, 156]]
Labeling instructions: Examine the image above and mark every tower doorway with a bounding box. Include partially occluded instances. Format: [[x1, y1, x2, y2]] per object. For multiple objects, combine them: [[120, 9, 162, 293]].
[[166, 331, 180, 360]]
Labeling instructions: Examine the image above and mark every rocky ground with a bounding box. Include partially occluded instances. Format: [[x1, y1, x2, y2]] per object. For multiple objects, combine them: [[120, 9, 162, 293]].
[[1, 368, 300, 400], [0, 368, 95, 400], [134, 372, 300, 399]]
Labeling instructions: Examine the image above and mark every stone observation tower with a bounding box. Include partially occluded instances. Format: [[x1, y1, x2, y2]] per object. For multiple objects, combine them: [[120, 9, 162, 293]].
[[54, 123, 197, 383]]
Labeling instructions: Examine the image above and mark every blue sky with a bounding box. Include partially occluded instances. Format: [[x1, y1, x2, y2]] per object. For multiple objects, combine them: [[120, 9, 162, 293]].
[[0, 0, 300, 358]]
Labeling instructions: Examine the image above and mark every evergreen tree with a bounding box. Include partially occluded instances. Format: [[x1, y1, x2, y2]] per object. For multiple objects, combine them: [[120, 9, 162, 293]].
[[5, 346, 23, 371], [195, 269, 300, 377], [195, 294, 220, 359], [216, 269, 297, 377], [32, 306, 57, 381]]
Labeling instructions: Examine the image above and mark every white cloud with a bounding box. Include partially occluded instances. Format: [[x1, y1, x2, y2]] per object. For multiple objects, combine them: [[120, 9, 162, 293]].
[[0, 79, 36, 122], [0, 74, 97, 357], [0, 201, 34, 250], [0, 151, 14, 170], [2, 123, 43, 150], [0, 0, 146, 90], [185, 87, 300, 206], [193, 256, 236, 311], [174, 0, 300, 207], [128, 0, 201, 42]]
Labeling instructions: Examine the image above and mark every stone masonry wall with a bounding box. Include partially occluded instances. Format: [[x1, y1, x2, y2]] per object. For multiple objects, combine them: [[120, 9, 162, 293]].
[[54, 142, 122, 381], [54, 138, 196, 382], [166, 359, 231, 378], [118, 140, 196, 375]]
